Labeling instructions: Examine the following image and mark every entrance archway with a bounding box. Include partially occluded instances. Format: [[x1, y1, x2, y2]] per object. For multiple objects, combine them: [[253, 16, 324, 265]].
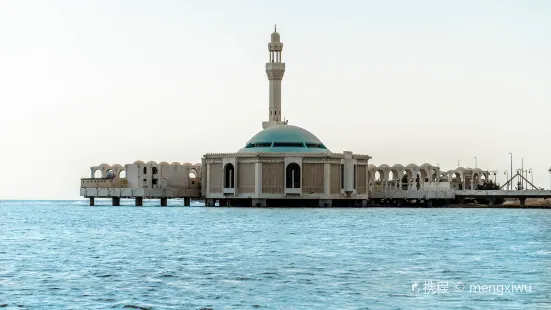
[[286, 163, 301, 188], [224, 164, 235, 188]]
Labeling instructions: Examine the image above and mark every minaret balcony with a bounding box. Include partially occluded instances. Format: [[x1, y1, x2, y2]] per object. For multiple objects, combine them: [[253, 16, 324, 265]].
[[266, 63, 285, 80]]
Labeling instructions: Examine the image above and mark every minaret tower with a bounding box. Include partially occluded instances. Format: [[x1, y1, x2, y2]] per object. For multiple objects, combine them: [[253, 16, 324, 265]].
[[262, 25, 287, 129]]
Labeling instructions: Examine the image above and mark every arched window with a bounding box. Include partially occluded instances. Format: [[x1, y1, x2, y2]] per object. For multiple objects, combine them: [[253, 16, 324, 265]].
[[224, 163, 235, 188], [286, 163, 301, 189], [340, 164, 344, 189], [353, 164, 357, 189]]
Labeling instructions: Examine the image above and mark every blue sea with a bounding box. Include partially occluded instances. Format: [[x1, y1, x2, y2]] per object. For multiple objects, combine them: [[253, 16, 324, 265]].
[[0, 200, 550, 309]]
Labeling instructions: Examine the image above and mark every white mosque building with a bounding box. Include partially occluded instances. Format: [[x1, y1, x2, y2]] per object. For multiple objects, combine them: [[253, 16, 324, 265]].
[[80, 27, 495, 207], [201, 28, 371, 207]]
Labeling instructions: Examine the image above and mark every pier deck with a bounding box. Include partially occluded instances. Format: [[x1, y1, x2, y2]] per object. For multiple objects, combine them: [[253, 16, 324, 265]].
[[80, 187, 201, 206]]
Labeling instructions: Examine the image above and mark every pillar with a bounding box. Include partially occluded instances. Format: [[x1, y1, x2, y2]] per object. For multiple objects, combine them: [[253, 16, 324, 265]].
[[318, 199, 332, 207], [135, 197, 143, 207], [112, 197, 120, 206], [89, 197, 94, 206], [324, 163, 331, 196], [488, 197, 495, 207], [396, 199, 402, 207], [519, 197, 526, 207], [360, 199, 368, 208], [160, 197, 168, 207], [426, 199, 433, 207], [206, 199, 215, 207], [184, 197, 190, 206]]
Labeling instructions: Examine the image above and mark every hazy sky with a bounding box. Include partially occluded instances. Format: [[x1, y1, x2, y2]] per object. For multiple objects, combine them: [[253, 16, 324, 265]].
[[0, 0, 549, 199]]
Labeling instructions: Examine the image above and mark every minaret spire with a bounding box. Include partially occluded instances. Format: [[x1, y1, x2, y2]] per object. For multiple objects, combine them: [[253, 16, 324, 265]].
[[262, 26, 286, 129]]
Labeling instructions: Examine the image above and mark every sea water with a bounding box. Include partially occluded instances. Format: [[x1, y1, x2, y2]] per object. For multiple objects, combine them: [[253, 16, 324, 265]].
[[0, 200, 550, 309]]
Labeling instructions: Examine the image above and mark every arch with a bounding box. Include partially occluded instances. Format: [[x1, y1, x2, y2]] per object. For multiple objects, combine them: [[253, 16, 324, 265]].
[[224, 163, 235, 188], [159, 161, 169, 166], [389, 170, 395, 180], [134, 160, 145, 165], [286, 163, 301, 188], [105, 169, 114, 179], [189, 168, 198, 179], [193, 164, 202, 178], [451, 172, 462, 181], [472, 173, 480, 186], [405, 163, 418, 180], [340, 164, 344, 189], [93, 169, 102, 178], [430, 169, 438, 182], [353, 164, 357, 189], [374, 171, 381, 181], [146, 161, 157, 166], [118, 170, 126, 178], [416, 169, 427, 182], [377, 164, 390, 180]]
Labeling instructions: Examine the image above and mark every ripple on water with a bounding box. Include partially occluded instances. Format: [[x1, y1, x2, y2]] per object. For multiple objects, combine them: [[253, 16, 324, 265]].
[[0, 202, 550, 309]]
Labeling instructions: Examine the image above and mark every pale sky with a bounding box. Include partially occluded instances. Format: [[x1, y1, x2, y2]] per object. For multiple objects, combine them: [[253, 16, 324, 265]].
[[0, 0, 549, 199]]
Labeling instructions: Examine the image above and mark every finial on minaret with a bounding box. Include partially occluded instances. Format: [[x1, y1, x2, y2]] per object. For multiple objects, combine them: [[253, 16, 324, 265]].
[[274, 24, 277, 32]]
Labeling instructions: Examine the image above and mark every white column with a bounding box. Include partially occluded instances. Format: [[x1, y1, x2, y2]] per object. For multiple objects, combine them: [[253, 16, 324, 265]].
[[324, 163, 330, 197]]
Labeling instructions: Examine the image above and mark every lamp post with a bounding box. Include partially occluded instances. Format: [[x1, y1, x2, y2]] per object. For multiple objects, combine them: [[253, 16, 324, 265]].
[[517, 169, 523, 190], [549, 167, 551, 190], [528, 168, 533, 189], [521, 157, 524, 190], [458, 160, 460, 167], [507, 152, 513, 190], [492, 170, 498, 184], [475, 157, 477, 169], [504, 170, 508, 189]]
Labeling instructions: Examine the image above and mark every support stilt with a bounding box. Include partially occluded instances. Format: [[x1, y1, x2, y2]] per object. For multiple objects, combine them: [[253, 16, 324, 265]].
[[89, 197, 94, 206], [112, 197, 120, 206], [160, 197, 167, 207], [184, 197, 191, 206], [135, 197, 143, 207], [519, 198, 526, 207]]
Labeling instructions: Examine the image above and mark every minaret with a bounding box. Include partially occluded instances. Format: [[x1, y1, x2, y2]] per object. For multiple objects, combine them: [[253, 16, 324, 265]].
[[262, 25, 286, 129]]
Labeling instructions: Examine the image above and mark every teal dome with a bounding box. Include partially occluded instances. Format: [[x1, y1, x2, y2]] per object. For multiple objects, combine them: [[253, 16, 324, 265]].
[[239, 125, 330, 153]]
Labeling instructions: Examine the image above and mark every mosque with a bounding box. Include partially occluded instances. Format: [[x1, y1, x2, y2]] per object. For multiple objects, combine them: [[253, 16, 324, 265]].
[[201, 28, 371, 207], [80, 27, 497, 207]]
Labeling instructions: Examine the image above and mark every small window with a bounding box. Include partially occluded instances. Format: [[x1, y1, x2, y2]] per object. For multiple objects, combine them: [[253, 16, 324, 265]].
[[143, 178, 147, 182], [152, 167, 158, 174], [353, 164, 357, 189], [192, 181, 195, 185], [341, 164, 344, 189], [275, 111, 277, 115], [143, 167, 147, 174], [273, 142, 304, 148], [248, 142, 271, 148], [305, 143, 325, 148], [152, 179, 158, 185]]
